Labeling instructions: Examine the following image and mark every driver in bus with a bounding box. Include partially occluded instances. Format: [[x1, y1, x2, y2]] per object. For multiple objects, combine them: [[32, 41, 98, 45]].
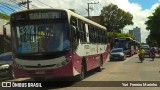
[[57, 31, 69, 51], [47, 25, 69, 52]]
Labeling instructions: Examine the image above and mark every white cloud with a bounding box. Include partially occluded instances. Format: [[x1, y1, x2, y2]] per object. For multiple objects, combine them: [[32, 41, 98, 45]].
[[29, 0, 158, 43], [2, 0, 159, 42]]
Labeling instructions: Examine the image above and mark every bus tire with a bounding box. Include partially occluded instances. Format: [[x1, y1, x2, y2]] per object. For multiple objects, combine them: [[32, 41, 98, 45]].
[[96, 55, 103, 72]]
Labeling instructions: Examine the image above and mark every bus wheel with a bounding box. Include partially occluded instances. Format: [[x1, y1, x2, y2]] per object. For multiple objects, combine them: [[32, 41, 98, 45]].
[[96, 56, 103, 72]]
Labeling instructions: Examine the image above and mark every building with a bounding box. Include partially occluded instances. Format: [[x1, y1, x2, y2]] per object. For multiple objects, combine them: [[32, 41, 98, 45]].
[[0, 18, 11, 54], [85, 16, 103, 25], [90, 16, 102, 24], [129, 30, 134, 36], [0, 18, 10, 35], [129, 27, 141, 43]]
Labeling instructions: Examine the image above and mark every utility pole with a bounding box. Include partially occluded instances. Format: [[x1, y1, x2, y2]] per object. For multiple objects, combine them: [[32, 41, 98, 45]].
[[87, 1, 99, 19], [18, 0, 31, 10]]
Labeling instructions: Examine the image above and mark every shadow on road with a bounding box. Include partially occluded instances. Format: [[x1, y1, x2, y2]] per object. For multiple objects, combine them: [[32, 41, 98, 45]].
[[0, 78, 10, 82], [146, 60, 154, 61], [3, 68, 106, 89], [135, 61, 143, 63], [0, 67, 106, 90], [108, 60, 124, 62]]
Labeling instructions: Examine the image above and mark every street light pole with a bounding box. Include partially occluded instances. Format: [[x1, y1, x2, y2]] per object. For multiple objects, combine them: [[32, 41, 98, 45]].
[[27, 0, 30, 10], [87, 3, 90, 18], [87, 1, 99, 19]]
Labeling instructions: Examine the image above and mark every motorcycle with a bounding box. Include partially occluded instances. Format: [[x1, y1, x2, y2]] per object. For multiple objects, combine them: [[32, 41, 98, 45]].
[[150, 52, 155, 61], [139, 53, 144, 63]]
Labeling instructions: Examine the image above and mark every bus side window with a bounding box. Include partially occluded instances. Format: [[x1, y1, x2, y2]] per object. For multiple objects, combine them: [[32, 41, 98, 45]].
[[103, 30, 106, 43], [93, 27, 96, 43], [95, 27, 99, 43], [88, 24, 92, 43], [98, 28, 102, 43], [101, 30, 104, 44]]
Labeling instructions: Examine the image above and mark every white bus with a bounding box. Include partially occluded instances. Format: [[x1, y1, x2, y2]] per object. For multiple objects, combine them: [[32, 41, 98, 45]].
[[9, 9, 109, 80]]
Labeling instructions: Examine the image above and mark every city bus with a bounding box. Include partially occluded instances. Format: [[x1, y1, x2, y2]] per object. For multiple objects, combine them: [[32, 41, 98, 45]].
[[9, 9, 109, 80], [114, 37, 134, 57], [133, 40, 140, 54]]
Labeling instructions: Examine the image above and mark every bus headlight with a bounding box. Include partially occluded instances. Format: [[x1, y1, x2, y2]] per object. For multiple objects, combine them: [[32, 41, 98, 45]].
[[56, 63, 61, 68], [13, 61, 24, 69], [66, 58, 71, 63], [61, 58, 71, 65], [56, 58, 71, 68], [0, 64, 9, 69]]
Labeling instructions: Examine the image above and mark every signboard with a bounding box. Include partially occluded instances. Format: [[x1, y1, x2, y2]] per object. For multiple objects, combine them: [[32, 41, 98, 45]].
[[22, 42, 31, 53], [29, 12, 60, 20], [11, 10, 67, 21]]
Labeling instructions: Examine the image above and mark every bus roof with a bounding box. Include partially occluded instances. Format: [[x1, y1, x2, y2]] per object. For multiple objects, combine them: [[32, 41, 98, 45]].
[[65, 9, 106, 30], [11, 8, 106, 30]]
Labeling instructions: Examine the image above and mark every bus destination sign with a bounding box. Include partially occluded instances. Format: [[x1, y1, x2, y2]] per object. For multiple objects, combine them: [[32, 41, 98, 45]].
[[29, 12, 60, 20]]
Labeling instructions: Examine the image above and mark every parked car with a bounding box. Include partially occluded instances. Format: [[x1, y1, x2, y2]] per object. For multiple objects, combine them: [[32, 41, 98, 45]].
[[110, 48, 126, 61], [0, 52, 14, 79]]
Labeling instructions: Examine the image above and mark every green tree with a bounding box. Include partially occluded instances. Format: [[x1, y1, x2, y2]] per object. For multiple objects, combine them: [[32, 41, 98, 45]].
[[107, 32, 133, 42], [100, 3, 133, 32], [145, 6, 160, 47]]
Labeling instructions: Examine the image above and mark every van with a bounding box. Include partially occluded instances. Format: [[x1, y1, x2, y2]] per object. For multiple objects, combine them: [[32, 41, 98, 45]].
[[142, 45, 150, 48]]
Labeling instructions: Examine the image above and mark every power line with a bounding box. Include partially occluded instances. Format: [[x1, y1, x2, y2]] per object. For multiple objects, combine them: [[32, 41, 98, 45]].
[[30, 4, 39, 8], [9, 0, 46, 9], [18, 0, 31, 10], [8, 0, 27, 9], [36, 0, 54, 8], [87, 1, 99, 19], [5, 1, 20, 9]]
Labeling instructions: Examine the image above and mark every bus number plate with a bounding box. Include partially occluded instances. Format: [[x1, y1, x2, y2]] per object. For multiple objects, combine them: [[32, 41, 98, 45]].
[[35, 71, 45, 74]]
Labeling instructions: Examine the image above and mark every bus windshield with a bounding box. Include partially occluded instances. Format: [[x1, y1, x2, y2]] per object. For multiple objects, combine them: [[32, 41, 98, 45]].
[[114, 40, 129, 50], [12, 21, 70, 54]]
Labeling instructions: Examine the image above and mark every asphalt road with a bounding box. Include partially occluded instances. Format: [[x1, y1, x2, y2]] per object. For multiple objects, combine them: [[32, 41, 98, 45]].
[[1, 54, 160, 90]]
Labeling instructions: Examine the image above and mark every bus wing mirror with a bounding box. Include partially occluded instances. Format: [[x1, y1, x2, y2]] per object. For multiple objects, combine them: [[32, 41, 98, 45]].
[[70, 25, 76, 36], [70, 25, 76, 31], [70, 25, 80, 37]]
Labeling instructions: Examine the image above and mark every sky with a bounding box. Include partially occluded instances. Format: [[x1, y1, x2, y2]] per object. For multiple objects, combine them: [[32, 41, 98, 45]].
[[129, 0, 158, 10], [0, 0, 160, 43]]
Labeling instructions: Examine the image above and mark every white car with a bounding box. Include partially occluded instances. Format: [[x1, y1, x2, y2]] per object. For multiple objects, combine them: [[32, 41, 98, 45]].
[[110, 48, 126, 61]]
